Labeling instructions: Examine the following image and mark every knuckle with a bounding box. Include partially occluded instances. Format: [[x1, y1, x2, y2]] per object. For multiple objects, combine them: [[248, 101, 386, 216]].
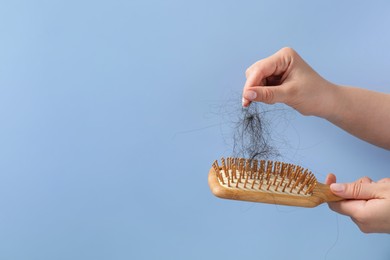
[[351, 183, 363, 198], [262, 89, 275, 104], [245, 67, 251, 77], [359, 176, 372, 183], [356, 220, 375, 234], [379, 177, 390, 183], [245, 62, 261, 78], [358, 224, 372, 234], [352, 210, 373, 232], [327, 202, 337, 212], [279, 46, 297, 56], [245, 62, 258, 78]]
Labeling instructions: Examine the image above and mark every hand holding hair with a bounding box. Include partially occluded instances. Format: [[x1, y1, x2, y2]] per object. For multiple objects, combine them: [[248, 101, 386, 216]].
[[242, 47, 335, 118], [242, 47, 390, 149]]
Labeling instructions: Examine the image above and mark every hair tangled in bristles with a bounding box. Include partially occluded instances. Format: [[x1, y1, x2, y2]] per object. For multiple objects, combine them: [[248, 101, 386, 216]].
[[233, 103, 279, 160]]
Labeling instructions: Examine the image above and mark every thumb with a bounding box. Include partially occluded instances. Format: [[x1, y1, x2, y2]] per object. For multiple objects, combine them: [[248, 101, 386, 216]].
[[330, 182, 382, 200], [243, 85, 288, 105]]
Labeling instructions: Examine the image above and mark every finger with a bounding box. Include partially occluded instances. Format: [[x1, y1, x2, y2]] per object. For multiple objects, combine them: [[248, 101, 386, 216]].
[[355, 176, 373, 184], [244, 47, 295, 89], [242, 97, 251, 107], [243, 62, 267, 107], [324, 173, 336, 185], [330, 182, 387, 200], [243, 85, 289, 104], [243, 58, 278, 90], [242, 62, 279, 107], [378, 178, 390, 183], [328, 200, 367, 217], [242, 47, 294, 106], [326, 175, 371, 189]]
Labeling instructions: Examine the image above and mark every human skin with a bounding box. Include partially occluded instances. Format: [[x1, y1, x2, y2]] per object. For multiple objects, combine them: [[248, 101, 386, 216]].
[[325, 173, 390, 233], [242, 47, 390, 233], [242, 47, 390, 149]]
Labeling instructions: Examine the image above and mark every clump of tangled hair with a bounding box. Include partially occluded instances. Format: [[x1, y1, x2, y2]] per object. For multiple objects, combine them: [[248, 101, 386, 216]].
[[233, 103, 280, 160]]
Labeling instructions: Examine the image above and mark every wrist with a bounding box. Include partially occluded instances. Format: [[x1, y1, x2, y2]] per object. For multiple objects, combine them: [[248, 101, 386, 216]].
[[315, 82, 343, 121]]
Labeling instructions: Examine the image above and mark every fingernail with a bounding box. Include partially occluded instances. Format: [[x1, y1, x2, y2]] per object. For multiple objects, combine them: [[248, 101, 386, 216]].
[[242, 98, 247, 107], [244, 90, 257, 101], [330, 183, 344, 193]]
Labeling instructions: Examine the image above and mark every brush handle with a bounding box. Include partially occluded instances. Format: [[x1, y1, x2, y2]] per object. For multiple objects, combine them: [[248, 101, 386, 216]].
[[314, 183, 344, 203]]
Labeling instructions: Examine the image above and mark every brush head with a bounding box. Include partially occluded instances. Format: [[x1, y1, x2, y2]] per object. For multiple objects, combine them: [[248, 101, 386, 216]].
[[209, 157, 329, 207]]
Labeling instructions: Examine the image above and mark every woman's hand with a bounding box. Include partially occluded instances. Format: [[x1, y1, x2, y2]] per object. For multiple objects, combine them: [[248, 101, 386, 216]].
[[243, 47, 390, 149], [325, 174, 390, 233], [242, 47, 337, 118]]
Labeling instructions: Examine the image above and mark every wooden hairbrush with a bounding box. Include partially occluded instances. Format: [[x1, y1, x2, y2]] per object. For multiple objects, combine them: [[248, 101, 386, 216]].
[[208, 157, 343, 208]]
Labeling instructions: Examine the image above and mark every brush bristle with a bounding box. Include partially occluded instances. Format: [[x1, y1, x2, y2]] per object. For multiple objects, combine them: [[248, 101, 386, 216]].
[[212, 157, 317, 196]]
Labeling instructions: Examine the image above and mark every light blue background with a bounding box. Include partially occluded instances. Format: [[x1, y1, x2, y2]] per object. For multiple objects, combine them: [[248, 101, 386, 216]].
[[0, 1, 389, 259]]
